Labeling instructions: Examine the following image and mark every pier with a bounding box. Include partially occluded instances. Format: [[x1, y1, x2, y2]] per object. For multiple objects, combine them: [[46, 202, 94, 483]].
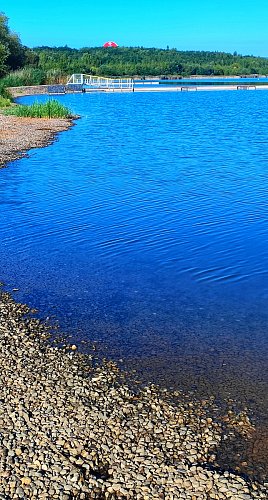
[[66, 74, 134, 92], [45, 75, 268, 95]]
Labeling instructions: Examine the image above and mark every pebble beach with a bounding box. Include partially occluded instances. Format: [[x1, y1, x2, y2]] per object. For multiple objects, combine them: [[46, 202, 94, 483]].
[[0, 112, 268, 499], [0, 291, 267, 500], [0, 114, 73, 168]]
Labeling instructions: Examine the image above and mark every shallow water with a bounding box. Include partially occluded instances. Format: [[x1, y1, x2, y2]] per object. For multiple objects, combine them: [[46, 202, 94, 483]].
[[1, 91, 268, 418]]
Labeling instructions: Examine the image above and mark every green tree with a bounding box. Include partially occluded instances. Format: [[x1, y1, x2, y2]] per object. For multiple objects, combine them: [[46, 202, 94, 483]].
[[0, 12, 26, 75], [0, 41, 9, 76], [18, 45, 268, 79]]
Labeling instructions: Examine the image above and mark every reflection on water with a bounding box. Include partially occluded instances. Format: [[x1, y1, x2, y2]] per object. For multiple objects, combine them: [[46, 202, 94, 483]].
[[0, 91, 268, 416]]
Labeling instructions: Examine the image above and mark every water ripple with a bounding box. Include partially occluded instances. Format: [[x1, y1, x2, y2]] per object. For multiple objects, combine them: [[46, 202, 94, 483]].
[[0, 91, 268, 360]]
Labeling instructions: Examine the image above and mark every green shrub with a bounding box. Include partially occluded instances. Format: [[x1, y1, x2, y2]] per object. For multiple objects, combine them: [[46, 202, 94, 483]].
[[0, 80, 12, 99], [4, 99, 72, 118], [0, 95, 11, 107]]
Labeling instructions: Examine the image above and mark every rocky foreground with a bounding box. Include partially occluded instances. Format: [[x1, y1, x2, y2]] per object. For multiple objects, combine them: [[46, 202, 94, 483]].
[[0, 291, 267, 500], [0, 114, 73, 167], [0, 111, 267, 499]]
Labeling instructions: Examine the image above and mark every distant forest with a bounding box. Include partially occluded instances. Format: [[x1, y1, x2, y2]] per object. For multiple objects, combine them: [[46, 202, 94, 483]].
[[31, 46, 268, 78], [1, 12, 268, 84]]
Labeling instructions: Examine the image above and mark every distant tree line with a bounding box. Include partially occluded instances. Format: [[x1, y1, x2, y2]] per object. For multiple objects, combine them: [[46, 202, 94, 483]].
[[1, 11, 268, 87], [30, 46, 268, 79]]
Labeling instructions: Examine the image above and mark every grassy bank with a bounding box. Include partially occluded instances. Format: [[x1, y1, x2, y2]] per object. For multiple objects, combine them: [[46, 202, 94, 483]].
[[4, 99, 72, 119], [0, 69, 72, 118], [0, 68, 58, 107]]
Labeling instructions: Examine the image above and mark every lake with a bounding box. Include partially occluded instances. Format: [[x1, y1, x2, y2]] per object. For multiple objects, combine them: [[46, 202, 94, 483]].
[[135, 77, 268, 88], [1, 90, 268, 420]]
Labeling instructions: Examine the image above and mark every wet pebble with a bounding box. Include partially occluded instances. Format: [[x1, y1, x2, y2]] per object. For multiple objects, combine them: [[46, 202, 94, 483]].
[[0, 291, 267, 499]]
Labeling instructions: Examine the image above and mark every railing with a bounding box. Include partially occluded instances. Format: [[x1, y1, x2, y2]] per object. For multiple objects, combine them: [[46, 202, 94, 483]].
[[66, 74, 134, 91]]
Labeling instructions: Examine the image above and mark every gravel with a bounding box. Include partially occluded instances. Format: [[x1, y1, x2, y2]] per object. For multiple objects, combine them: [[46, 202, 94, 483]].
[[0, 114, 73, 167], [0, 291, 267, 499]]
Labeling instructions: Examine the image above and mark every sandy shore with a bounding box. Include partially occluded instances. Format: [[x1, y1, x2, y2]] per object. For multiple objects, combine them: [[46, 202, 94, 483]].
[[0, 290, 267, 499], [0, 114, 73, 168], [0, 113, 267, 498]]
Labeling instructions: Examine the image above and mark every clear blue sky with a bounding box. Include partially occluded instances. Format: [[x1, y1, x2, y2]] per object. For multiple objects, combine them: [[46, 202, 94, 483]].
[[2, 0, 268, 57]]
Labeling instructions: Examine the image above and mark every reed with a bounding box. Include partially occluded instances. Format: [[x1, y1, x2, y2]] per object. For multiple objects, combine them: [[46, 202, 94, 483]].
[[0, 68, 47, 101], [0, 68, 66, 101], [1, 68, 46, 88], [4, 100, 72, 118]]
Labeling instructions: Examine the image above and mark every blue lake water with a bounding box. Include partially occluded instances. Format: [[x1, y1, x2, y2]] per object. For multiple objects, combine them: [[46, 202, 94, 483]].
[[1, 91, 268, 411], [135, 77, 268, 87]]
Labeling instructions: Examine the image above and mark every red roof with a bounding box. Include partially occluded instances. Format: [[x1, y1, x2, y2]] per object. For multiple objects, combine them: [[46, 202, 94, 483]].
[[103, 41, 118, 48]]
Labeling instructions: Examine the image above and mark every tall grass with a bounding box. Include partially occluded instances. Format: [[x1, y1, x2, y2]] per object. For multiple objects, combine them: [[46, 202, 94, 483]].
[[4, 100, 72, 118], [0, 68, 67, 102], [45, 69, 65, 84], [0, 68, 46, 101], [1, 68, 47, 88]]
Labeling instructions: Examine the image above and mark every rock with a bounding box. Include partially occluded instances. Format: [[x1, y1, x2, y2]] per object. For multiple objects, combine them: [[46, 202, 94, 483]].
[[0, 290, 266, 499]]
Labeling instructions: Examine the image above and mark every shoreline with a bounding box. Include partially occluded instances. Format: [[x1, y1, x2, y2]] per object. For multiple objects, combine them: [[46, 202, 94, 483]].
[[0, 110, 268, 496], [0, 113, 74, 168], [7, 83, 268, 97], [0, 290, 267, 498]]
